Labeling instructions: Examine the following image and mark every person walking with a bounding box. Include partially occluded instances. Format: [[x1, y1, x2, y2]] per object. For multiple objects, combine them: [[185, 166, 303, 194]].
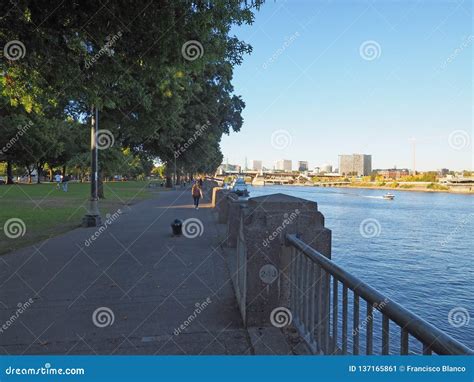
[[191, 181, 203, 210], [54, 172, 62, 189], [61, 174, 70, 192]]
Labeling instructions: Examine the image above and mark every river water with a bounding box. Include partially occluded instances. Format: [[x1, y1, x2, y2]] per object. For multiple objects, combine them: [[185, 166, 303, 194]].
[[248, 185, 474, 351]]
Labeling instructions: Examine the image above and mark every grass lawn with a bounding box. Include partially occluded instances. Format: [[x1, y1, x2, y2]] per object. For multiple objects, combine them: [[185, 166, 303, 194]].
[[0, 181, 152, 255]]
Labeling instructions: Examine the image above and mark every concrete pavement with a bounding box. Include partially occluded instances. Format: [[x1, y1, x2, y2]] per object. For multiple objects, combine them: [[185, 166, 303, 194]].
[[0, 186, 252, 355]]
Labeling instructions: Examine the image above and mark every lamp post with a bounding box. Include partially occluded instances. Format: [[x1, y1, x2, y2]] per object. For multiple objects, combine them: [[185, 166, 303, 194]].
[[82, 106, 102, 227]]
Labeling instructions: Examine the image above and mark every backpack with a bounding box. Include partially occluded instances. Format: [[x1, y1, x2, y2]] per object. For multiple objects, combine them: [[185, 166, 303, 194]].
[[192, 185, 201, 197]]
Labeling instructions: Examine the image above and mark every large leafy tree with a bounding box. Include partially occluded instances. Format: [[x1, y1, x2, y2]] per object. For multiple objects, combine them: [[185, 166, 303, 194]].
[[1, 1, 263, 187]]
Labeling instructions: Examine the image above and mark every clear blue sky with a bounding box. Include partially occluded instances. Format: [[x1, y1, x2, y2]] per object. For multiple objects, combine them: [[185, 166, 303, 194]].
[[220, 0, 472, 171]]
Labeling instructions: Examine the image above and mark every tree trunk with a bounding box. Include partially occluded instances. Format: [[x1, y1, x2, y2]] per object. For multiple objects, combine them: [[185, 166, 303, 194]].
[[36, 163, 42, 184], [26, 166, 32, 184], [62, 165, 67, 177], [6, 160, 14, 184]]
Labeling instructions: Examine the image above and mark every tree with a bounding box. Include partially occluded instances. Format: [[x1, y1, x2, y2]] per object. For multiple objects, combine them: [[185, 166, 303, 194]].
[[1, 0, 264, 191]]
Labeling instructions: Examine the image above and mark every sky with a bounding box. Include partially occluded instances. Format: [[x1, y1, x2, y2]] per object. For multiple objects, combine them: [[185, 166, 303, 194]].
[[220, 0, 473, 171]]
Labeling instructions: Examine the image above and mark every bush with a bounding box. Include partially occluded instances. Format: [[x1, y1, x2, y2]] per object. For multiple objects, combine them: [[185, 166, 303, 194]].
[[426, 183, 449, 191]]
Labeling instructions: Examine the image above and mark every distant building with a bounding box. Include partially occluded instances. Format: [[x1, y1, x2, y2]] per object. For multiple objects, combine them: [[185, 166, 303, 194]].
[[251, 160, 263, 171], [313, 167, 320, 174], [320, 163, 333, 173], [338, 154, 372, 176], [276, 159, 292, 172], [438, 168, 449, 177], [217, 163, 241, 174], [298, 161, 308, 172], [376, 168, 410, 180]]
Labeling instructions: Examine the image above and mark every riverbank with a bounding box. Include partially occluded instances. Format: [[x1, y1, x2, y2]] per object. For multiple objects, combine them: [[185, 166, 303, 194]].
[[332, 183, 474, 195], [258, 182, 474, 195]]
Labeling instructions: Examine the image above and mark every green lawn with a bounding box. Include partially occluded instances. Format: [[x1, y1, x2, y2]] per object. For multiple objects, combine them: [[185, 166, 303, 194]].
[[0, 181, 152, 255]]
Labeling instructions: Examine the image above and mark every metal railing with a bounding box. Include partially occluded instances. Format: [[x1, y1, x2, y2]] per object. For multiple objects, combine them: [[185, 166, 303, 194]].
[[285, 234, 473, 355]]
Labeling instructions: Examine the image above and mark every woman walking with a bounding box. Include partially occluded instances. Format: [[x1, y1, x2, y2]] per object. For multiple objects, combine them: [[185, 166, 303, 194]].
[[191, 182, 203, 209]]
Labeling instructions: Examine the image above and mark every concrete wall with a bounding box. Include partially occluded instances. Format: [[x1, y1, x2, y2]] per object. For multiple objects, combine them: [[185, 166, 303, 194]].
[[216, 192, 332, 335]]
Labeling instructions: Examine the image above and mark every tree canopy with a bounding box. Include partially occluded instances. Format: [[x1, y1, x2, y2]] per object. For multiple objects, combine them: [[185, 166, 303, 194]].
[[0, 0, 263, 184]]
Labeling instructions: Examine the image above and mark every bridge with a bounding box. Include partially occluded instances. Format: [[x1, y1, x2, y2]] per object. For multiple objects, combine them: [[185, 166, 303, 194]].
[[214, 171, 349, 187]]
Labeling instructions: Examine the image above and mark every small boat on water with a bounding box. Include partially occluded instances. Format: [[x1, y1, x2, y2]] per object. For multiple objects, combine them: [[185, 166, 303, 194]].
[[231, 177, 250, 197], [383, 192, 395, 200]]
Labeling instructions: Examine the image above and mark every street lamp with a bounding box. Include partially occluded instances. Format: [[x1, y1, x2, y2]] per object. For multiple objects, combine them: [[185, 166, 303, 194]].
[[82, 106, 102, 227]]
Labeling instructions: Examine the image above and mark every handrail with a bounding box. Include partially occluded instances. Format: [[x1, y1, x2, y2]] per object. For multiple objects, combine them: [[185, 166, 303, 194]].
[[286, 234, 474, 355]]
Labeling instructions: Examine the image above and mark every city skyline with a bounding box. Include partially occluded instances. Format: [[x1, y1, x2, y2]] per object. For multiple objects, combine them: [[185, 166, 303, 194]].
[[220, 1, 472, 171]]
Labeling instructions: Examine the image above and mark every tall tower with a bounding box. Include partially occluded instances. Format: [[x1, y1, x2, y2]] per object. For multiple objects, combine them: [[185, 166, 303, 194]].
[[409, 137, 416, 175]]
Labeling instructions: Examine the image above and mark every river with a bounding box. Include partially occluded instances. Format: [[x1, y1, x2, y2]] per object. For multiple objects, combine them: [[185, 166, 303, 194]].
[[248, 185, 474, 351]]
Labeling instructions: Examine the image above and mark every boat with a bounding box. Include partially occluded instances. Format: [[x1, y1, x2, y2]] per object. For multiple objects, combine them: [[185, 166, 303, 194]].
[[383, 192, 395, 200], [231, 177, 250, 197]]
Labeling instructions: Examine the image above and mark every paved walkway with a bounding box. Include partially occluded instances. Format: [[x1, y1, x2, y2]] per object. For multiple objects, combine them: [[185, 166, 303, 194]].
[[0, 187, 251, 354]]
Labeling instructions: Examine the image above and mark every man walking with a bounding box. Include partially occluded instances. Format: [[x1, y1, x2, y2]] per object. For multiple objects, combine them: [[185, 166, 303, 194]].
[[61, 174, 69, 192], [54, 172, 62, 189]]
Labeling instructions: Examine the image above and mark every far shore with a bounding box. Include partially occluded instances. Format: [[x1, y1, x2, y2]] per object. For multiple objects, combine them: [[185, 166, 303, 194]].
[[253, 182, 474, 195], [334, 184, 474, 195]]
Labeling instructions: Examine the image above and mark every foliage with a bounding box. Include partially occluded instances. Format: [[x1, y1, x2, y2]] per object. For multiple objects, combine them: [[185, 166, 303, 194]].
[[401, 172, 438, 182], [426, 183, 449, 191], [0, 1, 264, 187]]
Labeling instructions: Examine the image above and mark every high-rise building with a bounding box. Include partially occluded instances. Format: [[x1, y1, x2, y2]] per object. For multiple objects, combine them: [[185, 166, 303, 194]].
[[298, 161, 308, 172], [275, 159, 292, 172], [251, 160, 263, 171], [338, 154, 372, 176]]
